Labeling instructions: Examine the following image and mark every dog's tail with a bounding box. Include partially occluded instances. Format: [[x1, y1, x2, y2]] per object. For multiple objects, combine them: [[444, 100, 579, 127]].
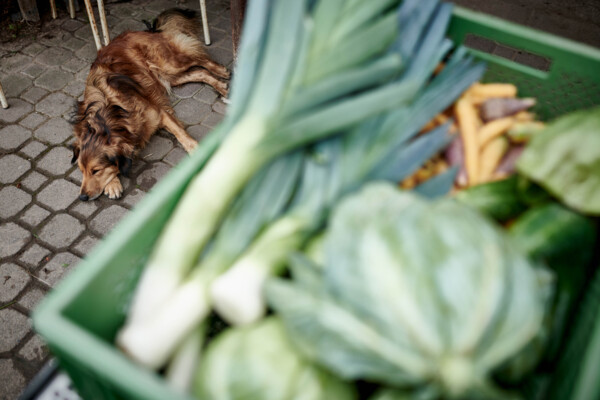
[[153, 8, 201, 38]]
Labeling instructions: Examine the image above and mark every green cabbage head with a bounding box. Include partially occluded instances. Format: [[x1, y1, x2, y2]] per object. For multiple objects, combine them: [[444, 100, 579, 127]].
[[267, 183, 552, 399], [193, 317, 356, 400]]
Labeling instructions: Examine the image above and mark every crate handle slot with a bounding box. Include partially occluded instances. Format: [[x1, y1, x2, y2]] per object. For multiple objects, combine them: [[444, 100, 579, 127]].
[[448, 7, 600, 83]]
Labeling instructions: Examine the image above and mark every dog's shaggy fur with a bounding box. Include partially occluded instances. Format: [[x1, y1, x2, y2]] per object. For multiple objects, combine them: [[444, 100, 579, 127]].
[[71, 9, 229, 201]]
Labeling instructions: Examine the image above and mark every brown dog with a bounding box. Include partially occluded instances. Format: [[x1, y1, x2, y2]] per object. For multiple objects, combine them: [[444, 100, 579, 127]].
[[70, 9, 229, 201]]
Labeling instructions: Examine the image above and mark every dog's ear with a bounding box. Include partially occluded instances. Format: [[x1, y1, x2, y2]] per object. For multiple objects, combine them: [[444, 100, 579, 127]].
[[70, 143, 80, 164], [109, 154, 133, 177]]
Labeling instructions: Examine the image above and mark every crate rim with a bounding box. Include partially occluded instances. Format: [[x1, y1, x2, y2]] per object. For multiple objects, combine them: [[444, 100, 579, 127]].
[[31, 5, 600, 400]]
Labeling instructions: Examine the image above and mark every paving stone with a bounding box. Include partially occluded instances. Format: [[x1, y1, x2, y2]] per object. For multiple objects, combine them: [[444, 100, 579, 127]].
[[74, 24, 94, 41], [3, 74, 32, 98], [20, 204, 51, 227], [0, 308, 30, 352], [21, 86, 49, 104], [73, 234, 100, 255], [0, 98, 34, 124], [188, 124, 211, 141], [70, 201, 98, 220], [201, 111, 224, 128], [38, 30, 70, 47], [75, 42, 97, 62], [19, 141, 47, 159], [0, 359, 26, 400], [122, 187, 146, 208], [90, 205, 129, 236], [36, 46, 74, 67], [68, 167, 82, 185], [0, 53, 33, 74], [36, 179, 79, 211], [63, 80, 85, 97], [19, 244, 51, 269], [0, 263, 31, 302], [75, 67, 90, 83], [18, 334, 49, 362], [164, 147, 187, 166], [62, 57, 89, 74], [212, 99, 228, 115], [0, 186, 32, 219], [140, 136, 174, 161], [193, 86, 219, 104], [112, 18, 147, 36], [22, 43, 47, 56], [38, 213, 84, 249], [173, 82, 204, 99], [62, 18, 84, 32], [17, 286, 48, 310], [0, 125, 31, 150], [34, 68, 73, 91], [174, 98, 212, 125], [34, 117, 72, 144], [0, 223, 31, 259], [208, 46, 234, 67], [136, 162, 171, 192], [213, 14, 231, 31], [21, 63, 46, 79], [37, 252, 81, 287], [61, 36, 86, 52], [0, 154, 30, 184], [21, 172, 48, 192], [37, 146, 73, 176]]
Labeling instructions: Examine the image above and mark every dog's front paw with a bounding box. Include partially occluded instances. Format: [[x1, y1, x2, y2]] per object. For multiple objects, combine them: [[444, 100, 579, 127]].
[[105, 178, 124, 199]]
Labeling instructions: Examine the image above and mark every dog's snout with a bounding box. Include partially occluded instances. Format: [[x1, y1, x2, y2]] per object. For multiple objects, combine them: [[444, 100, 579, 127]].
[[79, 194, 89, 202]]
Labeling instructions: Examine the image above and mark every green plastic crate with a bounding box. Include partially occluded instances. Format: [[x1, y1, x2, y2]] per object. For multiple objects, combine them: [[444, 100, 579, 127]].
[[32, 7, 600, 400]]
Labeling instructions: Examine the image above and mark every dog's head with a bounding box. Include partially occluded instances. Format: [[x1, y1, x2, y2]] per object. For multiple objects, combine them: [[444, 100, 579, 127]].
[[71, 102, 133, 201]]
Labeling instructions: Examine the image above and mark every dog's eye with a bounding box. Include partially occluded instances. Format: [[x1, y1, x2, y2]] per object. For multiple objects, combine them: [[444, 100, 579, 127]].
[[92, 169, 100, 175]]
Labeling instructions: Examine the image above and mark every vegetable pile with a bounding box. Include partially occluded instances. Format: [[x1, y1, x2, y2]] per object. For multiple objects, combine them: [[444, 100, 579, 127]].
[[112, 0, 600, 399]]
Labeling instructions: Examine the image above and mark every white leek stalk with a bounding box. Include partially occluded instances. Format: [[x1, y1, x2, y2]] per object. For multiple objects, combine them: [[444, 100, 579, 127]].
[[211, 215, 311, 325], [165, 323, 206, 393]]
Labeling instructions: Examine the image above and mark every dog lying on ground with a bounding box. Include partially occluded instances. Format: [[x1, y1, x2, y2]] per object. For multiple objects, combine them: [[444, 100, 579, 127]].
[[70, 8, 229, 201]]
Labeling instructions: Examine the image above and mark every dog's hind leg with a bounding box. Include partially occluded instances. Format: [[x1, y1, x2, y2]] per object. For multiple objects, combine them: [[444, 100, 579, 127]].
[[171, 68, 228, 97], [199, 60, 230, 80], [161, 111, 198, 153]]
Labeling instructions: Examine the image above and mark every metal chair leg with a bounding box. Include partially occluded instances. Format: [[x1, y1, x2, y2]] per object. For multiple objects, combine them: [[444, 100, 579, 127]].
[[49, 0, 57, 18], [199, 0, 211, 45], [0, 82, 9, 109], [83, 0, 103, 50], [68, 0, 75, 18], [97, 0, 110, 46]]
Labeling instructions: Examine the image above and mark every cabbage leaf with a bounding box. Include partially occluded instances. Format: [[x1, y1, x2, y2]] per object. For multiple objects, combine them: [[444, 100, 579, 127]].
[[517, 106, 600, 215], [193, 317, 356, 400], [267, 183, 551, 398]]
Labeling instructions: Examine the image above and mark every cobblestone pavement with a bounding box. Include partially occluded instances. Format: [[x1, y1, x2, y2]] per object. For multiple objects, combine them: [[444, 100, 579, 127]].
[[0, 0, 231, 397], [1, 0, 599, 398]]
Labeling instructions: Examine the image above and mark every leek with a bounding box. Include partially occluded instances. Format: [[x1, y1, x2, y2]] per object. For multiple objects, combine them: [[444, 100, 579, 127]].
[[125, 0, 411, 326], [117, 153, 303, 368], [210, 2, 486, 325]]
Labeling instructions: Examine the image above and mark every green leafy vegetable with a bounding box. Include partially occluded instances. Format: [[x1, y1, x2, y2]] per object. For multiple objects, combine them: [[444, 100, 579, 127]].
[[193, 317, 356, 400], [267, 183, 552, 399], [517, 106, 600, 215]]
